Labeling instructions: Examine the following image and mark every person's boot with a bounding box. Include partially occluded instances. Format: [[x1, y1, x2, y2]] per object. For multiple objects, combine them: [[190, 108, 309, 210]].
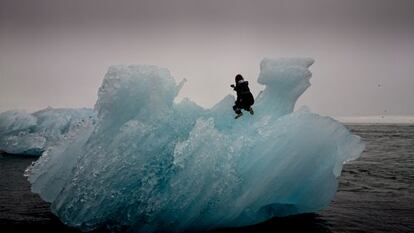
[[235, 112, 243, 119], [249, 107, 254, 115]]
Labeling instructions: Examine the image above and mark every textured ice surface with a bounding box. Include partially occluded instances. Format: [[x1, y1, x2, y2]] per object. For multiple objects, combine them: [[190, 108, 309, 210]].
[[26, 58, 364, 232], [0, 108, 95, 155]]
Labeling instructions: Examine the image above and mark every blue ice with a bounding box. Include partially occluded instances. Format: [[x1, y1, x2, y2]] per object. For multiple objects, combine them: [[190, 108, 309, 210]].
[[0, 108, 95, 155], [23, 58, 364, 232]]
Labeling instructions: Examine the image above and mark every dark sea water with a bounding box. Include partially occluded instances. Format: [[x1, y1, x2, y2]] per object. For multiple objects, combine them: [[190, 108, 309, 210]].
[[1, 124, 413, 233]]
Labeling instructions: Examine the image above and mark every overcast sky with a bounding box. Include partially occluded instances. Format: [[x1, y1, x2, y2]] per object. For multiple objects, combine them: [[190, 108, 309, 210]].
[[1, 0, 413, 116]]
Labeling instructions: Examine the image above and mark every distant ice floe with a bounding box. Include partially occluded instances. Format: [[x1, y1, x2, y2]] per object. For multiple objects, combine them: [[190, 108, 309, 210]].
[[0, 108, 95, 155]]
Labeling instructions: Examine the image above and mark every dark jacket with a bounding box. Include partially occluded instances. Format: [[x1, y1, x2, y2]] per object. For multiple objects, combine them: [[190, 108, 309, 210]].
[[233, 80, 254, 107], [234, 80, 251, 95]]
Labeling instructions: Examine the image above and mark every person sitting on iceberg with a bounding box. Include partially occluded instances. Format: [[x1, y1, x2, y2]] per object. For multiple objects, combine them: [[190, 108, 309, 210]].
[[231, 74, 255, 119]]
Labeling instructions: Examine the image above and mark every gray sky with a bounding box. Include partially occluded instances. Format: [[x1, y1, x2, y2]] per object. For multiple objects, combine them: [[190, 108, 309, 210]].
[[1, 0, 413, 116]]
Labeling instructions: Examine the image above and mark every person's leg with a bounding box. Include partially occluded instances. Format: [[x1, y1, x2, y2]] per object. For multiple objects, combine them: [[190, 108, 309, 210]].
[[248, 106, 254, 115], [233, 101, 242, 114], [233, 105, 241, 114], [243, 94, 254, 115], [233, 101, 243, 118], [242, 104, 254, 115]]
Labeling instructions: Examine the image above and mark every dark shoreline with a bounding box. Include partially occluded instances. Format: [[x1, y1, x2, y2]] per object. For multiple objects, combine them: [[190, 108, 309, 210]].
[[0, 153, 109, 233]]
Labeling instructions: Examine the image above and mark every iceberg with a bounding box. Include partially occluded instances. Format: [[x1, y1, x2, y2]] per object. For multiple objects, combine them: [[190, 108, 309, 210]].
[[25, 58, 364, 232], [0, 108, 95, 155]]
